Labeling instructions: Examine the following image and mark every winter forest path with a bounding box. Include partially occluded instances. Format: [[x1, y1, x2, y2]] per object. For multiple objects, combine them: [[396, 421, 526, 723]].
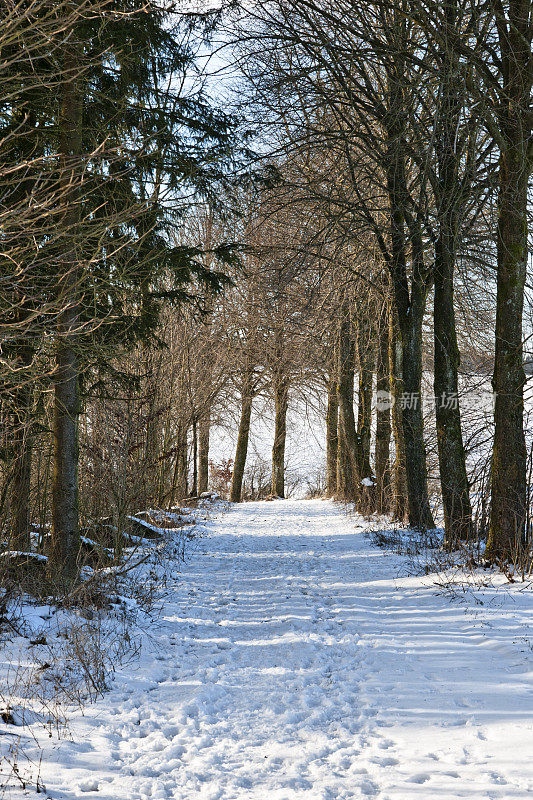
[[40, 500, 533, 799]]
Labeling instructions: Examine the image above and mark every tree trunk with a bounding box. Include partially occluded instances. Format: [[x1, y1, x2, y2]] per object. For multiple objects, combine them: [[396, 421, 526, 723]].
[[271, 375, 289, 497], [389, 305, 408, 522], [356, 312, 375, 480], [486, 0, 531, 560], [398, 299, 435, 530], [7, 103, 36, 551], [158, 364, 176, 506], [387, 223, 434, 528], [326, 374, 339, 497], [11, 416, 32, 551], [336, 417, 349, 500], [230, 374, 254, 503], [174, 423, 188, 501], [51, 339, 81, 585], [144, 393, 160, 508], [337, 301, 368, 503], [9, 337, 34, 550], [190, 417, 198, 497], [198, 415, 210, 494], [375, 302, 391, 514], [385, 59, 435, 530], [49, 32, 83, 587], [433, 7, 473, 547]]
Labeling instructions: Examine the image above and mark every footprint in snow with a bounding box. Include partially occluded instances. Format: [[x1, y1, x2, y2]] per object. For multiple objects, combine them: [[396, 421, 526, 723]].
[[359, 778, 379, 796], [377, 739, 395, 750], [408, 772, 431, 784], [370, 755, 399, 767], [490, 772, 508, 785], [79, 778, 99, 792]]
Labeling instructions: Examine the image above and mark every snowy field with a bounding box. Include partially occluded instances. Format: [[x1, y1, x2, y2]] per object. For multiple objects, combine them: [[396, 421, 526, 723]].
[[6, 499, 533, 800], [207, 375, 533, 500], [209, 395, 327, 497]]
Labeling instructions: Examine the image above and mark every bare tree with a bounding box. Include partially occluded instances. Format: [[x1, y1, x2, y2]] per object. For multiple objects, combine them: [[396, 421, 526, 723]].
[[485, 0, 532, 560]]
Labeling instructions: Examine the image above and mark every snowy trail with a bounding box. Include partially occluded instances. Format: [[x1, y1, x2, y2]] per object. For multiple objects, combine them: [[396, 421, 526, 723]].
[[37, 500, 533, 799]]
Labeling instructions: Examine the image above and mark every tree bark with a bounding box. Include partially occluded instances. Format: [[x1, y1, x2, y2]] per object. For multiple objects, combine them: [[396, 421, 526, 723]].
[[7, 103, 36, 551], [144, 388, 160, 508], [271, 375, 289, 497], [433, 3, 473, 547], [190, 417, 198, 497], [11, 415, 32, 551], [230, 372, 254, 503], [385, 60, 435, 530], [389, 305, 408, 522], [49, 31, 83, 587], [375, 302, 391, 514], [433, 273, 472, 546], [198, 414, 210, 494], [9, 336, 34, 550], [336, 416, 349, 500], [174, 423, 188, 501], [486, 0, 531, 560], [326, 373, 339, 497], [398, 293, 435, 530], [51, 330, 81, 586], [356, 313, 375, 476], [337, 300, 369, 503]]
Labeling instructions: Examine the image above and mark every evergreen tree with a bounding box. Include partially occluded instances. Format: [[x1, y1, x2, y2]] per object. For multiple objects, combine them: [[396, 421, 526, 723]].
[[0, 2, 239, 586]]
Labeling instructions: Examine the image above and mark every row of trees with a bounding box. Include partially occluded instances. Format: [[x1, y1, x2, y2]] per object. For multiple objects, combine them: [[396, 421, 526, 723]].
[[222, 0, 532, 561], [0, 0, 531, 590], [0, 2, 238, 587]]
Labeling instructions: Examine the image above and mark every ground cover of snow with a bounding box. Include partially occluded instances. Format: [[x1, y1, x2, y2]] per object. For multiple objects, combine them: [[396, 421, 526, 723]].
[[4, 499, 533, 799]]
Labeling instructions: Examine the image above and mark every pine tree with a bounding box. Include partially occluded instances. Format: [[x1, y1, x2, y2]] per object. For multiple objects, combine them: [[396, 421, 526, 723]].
[[0, 2, 239, 586]]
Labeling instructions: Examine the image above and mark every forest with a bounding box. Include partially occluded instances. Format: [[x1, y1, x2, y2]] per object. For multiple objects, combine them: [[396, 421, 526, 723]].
[[0, 0, 532, 797]]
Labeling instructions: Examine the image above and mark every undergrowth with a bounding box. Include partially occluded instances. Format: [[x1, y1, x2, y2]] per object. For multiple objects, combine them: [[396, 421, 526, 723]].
[[0, 501, 211, 797], [367, 520, 533, 597]]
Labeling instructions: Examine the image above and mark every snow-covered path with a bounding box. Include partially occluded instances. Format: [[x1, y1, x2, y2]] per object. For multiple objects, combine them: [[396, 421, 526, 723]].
[[38, 500, 533, 799]]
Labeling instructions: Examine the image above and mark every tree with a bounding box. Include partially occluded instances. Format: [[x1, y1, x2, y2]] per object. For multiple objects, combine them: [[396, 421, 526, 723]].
[[49, 20, 84, 587], [231, 0, 503, 529], [231, 1, 436, 524], [0, 1, 95, 553], [375, 298, 392, 513], [485, 0, 532, 560], [0, 1, 238, 585]]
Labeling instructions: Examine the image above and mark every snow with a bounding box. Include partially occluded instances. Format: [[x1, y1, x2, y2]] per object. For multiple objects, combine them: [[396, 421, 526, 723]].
[[127, 517, 178, 536], [3, 499, 533, 798], [0, 551, 47, 561]]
